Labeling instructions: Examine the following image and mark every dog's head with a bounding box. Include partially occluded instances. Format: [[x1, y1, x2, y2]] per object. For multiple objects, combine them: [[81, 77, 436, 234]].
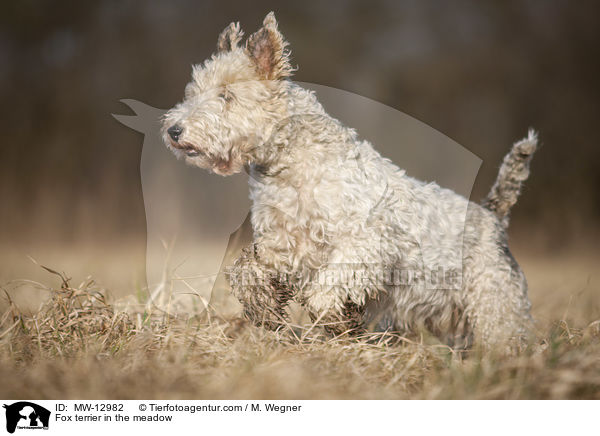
[[162, 12, 294, 176]]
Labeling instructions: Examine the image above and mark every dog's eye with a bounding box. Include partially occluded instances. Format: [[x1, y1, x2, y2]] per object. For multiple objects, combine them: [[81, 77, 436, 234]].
[[219, 89, 233, 102]]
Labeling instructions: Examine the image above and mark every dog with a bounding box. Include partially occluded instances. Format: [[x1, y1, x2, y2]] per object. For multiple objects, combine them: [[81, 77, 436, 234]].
[[162, 12, 537, 351]]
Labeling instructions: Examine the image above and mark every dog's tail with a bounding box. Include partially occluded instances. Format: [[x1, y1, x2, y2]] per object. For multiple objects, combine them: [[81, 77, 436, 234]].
[[483, 129, 538, 228]]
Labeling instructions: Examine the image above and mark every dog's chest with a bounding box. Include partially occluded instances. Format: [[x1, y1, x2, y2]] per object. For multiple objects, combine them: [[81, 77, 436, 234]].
[[249, 175, 333, 270]]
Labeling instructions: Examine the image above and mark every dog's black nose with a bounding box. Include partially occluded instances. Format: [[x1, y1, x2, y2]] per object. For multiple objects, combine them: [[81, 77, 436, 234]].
[[167, 124, 183, 141]]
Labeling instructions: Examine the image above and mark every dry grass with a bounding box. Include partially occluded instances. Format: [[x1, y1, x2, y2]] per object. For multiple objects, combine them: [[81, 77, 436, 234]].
[[1, 253, 600, 400]]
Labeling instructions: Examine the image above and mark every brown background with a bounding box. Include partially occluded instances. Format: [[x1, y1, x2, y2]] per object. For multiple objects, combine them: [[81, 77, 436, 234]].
[[1, 1, 599, 292]]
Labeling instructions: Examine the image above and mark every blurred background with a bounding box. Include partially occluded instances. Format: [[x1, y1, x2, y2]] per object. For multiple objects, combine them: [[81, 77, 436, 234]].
[[1, 1, 599, 319]]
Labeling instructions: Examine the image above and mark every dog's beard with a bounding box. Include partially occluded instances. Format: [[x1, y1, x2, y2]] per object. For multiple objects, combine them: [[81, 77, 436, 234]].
[[173, 142, 243, 176], [210, 151, 244, 176]]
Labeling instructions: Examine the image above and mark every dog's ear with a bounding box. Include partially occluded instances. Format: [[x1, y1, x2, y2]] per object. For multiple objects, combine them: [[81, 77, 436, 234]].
[[246, 12, 293, 80], [217, 22, 244, 53]]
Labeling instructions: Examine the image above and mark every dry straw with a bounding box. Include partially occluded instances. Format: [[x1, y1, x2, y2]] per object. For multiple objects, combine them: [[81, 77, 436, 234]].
[[1, 264, 599, 399]]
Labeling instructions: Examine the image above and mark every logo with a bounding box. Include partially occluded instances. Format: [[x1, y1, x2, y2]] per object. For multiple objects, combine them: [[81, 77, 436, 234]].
[[3, 402, 50, 434]]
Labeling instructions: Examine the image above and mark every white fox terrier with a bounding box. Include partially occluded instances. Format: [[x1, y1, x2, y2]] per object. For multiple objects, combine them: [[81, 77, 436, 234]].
[[162, 12, 537, 351]]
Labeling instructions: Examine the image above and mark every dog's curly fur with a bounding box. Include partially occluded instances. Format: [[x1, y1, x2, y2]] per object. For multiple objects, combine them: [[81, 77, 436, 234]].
[[162, 12, 537, 351]]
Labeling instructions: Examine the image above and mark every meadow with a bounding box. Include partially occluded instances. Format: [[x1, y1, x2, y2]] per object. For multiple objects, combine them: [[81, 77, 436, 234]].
[[1, 244, 599, 399]]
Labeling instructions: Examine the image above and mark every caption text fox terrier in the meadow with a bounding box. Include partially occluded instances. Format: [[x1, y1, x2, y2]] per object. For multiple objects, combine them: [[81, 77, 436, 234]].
[[162, 12, 538, 351]]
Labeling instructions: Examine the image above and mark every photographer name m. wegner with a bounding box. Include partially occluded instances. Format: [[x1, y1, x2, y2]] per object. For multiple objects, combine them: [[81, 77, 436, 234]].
[[147, 403, 302, 413]]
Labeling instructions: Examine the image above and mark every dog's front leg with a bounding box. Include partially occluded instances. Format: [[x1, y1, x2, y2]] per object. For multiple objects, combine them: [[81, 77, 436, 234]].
[[227, 244, 295, 330], [311, 300, 366, 337], [302, 288, 366, 337]]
